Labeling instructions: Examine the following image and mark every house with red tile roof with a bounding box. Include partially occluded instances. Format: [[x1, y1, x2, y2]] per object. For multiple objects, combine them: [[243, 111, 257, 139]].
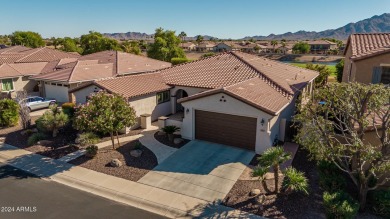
[[70, 51, 318, 153], [342, 33, 390, 84], [30, 50, 171, 102], [0, 46, 80, 97]]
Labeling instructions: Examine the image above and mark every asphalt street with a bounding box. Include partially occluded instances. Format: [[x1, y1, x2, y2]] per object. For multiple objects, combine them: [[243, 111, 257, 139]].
[[0, 164, 167, 219]]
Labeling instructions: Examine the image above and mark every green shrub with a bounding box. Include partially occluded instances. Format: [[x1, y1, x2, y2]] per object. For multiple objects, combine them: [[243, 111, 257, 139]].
[[161, 125, 180, 134], [200, 52, 215, 59], [61, 102, 76, 117], [85, 145, 98, 158], [171, 57, 191, 65], [0, 99, 19, 127], [134, 142, 142, 150], [35, 117, 48, 133], [77, 132, 99, 146], [317, 160, 346, 192], [323, 191, 359, 219], [282, 167, 309, 195], [38, 104, 69, 137], [368, 189, 390, 218], [27, 133, 47, 146]]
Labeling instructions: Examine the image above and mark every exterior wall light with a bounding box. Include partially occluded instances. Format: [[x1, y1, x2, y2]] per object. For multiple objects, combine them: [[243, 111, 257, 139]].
[[186, 108, 189, 114], [260, 118, 265, 126]]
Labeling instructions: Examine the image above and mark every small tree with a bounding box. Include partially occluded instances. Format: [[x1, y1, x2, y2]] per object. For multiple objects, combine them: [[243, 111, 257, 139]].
[[305, 63, 331, 87], [335, 59, 344, 82], [295, 83, 390, 210], [271, 40, 278, 53], [253, 147, 291, 193], [74, 91, 137, 149], [196, 35, 204, 45], [0, 99, 19, 127], [15, 90, 30, 129], [39, 104, 68, 137], [292, 42, 310, 54]]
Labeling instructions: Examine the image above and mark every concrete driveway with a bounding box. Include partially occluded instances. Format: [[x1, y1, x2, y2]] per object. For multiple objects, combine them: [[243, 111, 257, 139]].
[[137, 140, 255, 202]]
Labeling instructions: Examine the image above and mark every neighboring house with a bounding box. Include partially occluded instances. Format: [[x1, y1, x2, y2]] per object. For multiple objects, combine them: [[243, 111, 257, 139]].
[[31, 50, 171, 102], [307, 40, 338, 54], [70, 51, 318, 154], [196, 42, 215, 52], [214, 42, 245, 52], [342, 33, 390, 85], [0, 46, 80, 97], [179, 42, 196, 51]]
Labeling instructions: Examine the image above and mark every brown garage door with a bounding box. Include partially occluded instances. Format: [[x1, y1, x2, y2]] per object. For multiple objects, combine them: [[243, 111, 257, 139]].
[[195, 110, 257, 150]]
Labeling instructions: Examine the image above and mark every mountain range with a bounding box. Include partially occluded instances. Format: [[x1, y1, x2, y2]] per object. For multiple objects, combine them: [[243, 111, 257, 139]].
[[103, 13, 390, 41]]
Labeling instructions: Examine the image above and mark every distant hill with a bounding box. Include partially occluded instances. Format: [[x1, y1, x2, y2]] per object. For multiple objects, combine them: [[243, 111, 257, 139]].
[[243, 13, 390, 40], [103, 32, 216, 41]]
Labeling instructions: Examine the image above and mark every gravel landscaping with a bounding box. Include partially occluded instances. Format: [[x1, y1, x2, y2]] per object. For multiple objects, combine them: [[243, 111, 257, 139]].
[[69, 140, 158, 182], [1, 117, 79, 159], [154, 132, 190, 148], [223, 148, 324, 219]]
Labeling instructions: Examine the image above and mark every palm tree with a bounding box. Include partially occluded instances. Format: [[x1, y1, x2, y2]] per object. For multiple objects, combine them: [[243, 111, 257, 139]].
[[178, 31, 187, 42], [196, 35, 204, 45], [271, 40, 278, 53], [281, 41, 287, 54], [254, 146, 291, 193]]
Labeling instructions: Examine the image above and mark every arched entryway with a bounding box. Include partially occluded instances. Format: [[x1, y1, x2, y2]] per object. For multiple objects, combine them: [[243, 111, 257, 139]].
[[175, 89, 188, 112]]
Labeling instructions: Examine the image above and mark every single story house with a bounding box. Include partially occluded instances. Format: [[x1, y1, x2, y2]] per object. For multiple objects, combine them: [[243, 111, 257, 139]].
[[31, 51, 171, 102], [196, 42, 215, 52], [179, 42, 196, 51], [0, 46, 80, 97], [342, 33, 390, 85], [70, 51, 318, 154]]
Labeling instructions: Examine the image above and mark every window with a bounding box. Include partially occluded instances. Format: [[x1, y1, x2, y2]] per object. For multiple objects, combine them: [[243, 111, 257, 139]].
[[381, 67, 390, 84], [1, 79, 14, 91], [157, 91, 170, 104]]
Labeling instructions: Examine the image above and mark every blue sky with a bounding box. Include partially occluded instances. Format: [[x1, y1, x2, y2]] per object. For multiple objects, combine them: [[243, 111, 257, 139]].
[[1, 0, 389, 39]]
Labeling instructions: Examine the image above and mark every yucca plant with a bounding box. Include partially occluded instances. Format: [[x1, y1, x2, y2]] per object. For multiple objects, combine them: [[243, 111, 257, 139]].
[[255, 146, 291, 193], [38, 104, 69, 137], [161, 125, 180, 142], [282, 167, 309, 195]]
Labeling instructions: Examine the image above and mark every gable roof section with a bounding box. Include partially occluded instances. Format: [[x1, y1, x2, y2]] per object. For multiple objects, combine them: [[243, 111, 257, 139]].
[[9, 62, 48, 75], [31, 60, 114, 83], [345, 33, 390, 60], [15, 47, 80, 63], [0, 63, 21, 79], [70, 72, 171, 99], [117, 52, 171, 75], [161, 51, 318, 96]]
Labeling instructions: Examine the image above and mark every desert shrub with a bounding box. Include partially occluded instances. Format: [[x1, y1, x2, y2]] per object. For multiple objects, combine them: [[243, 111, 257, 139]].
[[323, 191, 359, 219], [200, 52, 215, 59], [0, 99, 19, 127], [134, 141, 142, 150], [85, 145, 98, 158], [38, 104, 69, 137], [161, 125, 180, 134], [61, 102, 76, 117], [27, 133, 47, 146], [77, 132, 99, 146], [282, 167, 309, 195], [171, 57, 191, 65], [368, 189, 390, 218]]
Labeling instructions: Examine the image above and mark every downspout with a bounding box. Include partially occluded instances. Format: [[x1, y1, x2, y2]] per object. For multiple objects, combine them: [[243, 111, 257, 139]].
[[348, 60, 353, 82]]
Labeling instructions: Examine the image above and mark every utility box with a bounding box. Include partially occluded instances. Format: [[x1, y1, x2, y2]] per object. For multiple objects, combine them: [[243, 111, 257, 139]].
[[158, 116, 169, 129], [140, 114, 151, 129]]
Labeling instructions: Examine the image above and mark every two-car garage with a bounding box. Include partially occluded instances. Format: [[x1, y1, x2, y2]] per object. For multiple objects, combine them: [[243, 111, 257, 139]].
[[194, 110, 257, 151]]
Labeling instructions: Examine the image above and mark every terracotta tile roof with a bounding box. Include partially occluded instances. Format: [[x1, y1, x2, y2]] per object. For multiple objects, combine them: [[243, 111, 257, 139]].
[[161, 51, 318, 95], [15, 47, 80, 63], [0, 46, 32, 54], [0, 54, 26, 64], [31, 60, 114, 83], [117, 52, 171, 75], [0, 63, 21, 79], [71, 72, 172, 99], [9, 62, 48, 75], [41, 60, 60, 73], [307, 40, 337, 45], [178, 77, 291, 115], [57, 58, 79, 65], [78, 50, 171, 75], [346, 33, 390, 60]]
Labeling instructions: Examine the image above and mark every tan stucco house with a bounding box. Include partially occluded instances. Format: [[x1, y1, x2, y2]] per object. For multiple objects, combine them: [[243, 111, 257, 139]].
[[342, 33, 390, 85], [31, 51, 171, 102], [70, 51, 318, 154], [0, 46, 80, 97]]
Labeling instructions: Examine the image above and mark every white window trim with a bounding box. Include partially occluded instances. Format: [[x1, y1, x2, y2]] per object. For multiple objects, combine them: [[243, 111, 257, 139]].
[[1, 78, 15, 92]]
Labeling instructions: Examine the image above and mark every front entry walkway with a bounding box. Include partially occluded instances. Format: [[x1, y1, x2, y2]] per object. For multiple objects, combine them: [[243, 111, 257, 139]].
[[137, 140, 255, 202]]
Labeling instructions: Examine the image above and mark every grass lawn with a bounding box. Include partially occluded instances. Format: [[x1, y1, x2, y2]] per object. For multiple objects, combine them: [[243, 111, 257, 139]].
[[290, 63, 337, 81]]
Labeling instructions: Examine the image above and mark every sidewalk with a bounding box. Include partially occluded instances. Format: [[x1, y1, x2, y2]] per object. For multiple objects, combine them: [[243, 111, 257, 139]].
[[0, 143, 261, 218]]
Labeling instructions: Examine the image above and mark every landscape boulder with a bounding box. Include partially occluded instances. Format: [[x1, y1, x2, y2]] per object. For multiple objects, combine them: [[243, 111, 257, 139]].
[[173, 138, 184, 144], [110, 158, 122, 167], [130, 149, 142, 157], [38, 140, 53, 146], [250, 188, 261, 196]]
